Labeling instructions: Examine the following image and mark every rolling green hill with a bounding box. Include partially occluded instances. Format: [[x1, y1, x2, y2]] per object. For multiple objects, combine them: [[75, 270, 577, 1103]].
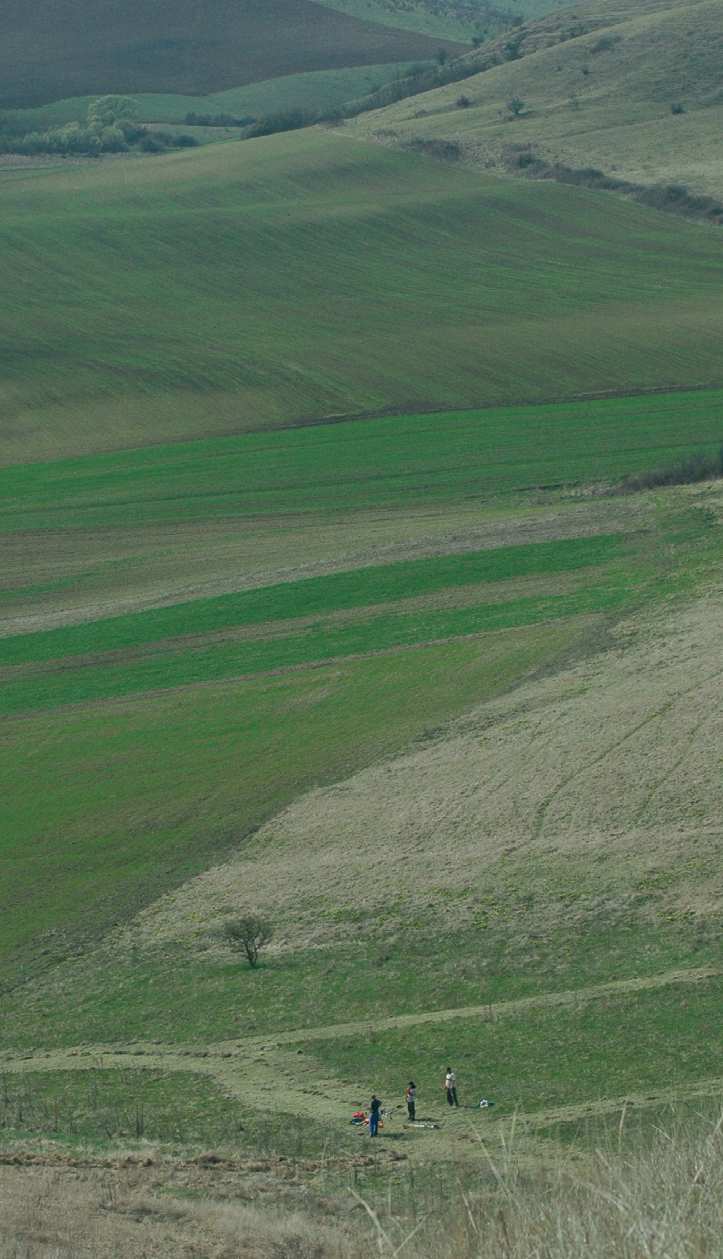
[[316, 0, 512, 40], [1, 34, 721, 1224], [347, 0, 723, 198], [1, 383, 721, 1180], [1, 128, 722, 465], [0, 0, 463, 108]]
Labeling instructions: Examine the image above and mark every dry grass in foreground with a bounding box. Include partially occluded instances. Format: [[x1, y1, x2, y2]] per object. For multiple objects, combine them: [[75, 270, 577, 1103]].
[[1, 1110, 720, 1258]]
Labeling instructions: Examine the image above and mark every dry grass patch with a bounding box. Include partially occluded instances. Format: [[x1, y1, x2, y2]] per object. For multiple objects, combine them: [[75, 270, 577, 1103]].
[[1, 1108, 721, 1258], [348, 0, 723, 198], [126, 574, 723, 956]]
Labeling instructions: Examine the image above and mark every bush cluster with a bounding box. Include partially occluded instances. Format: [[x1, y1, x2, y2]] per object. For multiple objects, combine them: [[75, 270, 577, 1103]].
[[620, 447, 723, 492], [246, 108, 313, 138], [0, 96, 198, 157], [184, 111, 255, 127]]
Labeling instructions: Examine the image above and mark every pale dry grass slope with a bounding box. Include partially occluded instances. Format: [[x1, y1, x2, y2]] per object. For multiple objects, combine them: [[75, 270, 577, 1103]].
[[347, 0, 723, 197], [126, 486, 723, 956]]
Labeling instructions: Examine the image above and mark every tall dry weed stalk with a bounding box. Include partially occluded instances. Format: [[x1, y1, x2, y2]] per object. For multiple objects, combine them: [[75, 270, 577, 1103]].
[[353, 1109, 722, 1259]]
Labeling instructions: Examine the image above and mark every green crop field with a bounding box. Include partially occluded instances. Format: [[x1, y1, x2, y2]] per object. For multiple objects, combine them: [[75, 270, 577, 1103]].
[[1, 129, 722, 465], [0, 0, 461, 107], [314, 0, 510, 40], [1, 381, 721, 1034], [316, 1, 571, 42]]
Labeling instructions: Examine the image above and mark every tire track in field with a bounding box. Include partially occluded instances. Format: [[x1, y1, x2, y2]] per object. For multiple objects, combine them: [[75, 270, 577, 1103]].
[[530, 667, 723, 842]]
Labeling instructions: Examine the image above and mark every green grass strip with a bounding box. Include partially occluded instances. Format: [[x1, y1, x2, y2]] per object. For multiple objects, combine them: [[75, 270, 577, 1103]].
[[0, 390, 721, 534], [0, 534, 624, 667], [2, 581, 628, 715]]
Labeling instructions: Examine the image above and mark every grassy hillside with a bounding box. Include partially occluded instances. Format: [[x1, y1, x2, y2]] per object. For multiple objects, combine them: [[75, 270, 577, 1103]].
[[347, 0, 723, 197], [317, 1, 571, 41], [1, 129, 722, 464], [0, 0, 463, 107], [0, 441, 720, 1182], [1, 385, 721, 1000], [1, 53, 721, 1216]]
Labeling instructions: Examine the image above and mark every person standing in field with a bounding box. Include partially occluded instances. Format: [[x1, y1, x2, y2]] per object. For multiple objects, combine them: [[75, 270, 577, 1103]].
[[369, 1094, 382, 1137], [444, 1067, 459, 1107], [405, 1081, 416, 1121]]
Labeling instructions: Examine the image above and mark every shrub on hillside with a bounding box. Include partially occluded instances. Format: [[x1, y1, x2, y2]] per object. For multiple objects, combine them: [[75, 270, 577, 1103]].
[[620, 447, 723, 492], [503, 32, 525, 61], [223, 914, 273, 968], [591, 33, 621, 54], [247, 109, 313, 138], [184, 111, 255, 127], [402, 137, 462, 162]]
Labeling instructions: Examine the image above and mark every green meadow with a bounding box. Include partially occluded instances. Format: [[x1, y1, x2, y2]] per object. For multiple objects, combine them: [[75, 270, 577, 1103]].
[[1, 130, 722, 463], [297, 978, 723, 1114], [0, 1068, 356, 1157]]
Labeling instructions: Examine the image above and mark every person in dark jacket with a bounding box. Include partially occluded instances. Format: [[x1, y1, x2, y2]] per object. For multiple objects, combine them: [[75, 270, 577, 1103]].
[[369, 1094, 382, 1136], [405, 1081, 417, 1121]]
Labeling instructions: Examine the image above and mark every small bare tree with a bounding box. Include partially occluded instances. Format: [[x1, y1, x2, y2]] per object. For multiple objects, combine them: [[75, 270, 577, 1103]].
[[223, 914, 273, 968]]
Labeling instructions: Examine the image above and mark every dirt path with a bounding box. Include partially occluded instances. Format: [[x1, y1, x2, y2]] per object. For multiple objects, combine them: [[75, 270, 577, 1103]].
[[1, 965, 718, 1163], [226, 964, 721, 1049], [1, 964, 716, 1070]]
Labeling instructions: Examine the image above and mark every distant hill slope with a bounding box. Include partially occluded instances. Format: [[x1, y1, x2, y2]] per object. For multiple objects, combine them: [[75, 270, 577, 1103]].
[[1, 128, 722, 464], [0, 0, 464, 108], [346, 0, 723, 197], [316, 1, 572, 41]]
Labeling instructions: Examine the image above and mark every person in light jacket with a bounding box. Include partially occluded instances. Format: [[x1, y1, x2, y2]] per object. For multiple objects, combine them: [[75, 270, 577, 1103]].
[[444, 1067, 459, 1107]]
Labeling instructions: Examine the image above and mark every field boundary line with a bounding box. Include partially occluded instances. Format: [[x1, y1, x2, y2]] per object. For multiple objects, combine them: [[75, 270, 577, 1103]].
[[257, 382, 723, 438]]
